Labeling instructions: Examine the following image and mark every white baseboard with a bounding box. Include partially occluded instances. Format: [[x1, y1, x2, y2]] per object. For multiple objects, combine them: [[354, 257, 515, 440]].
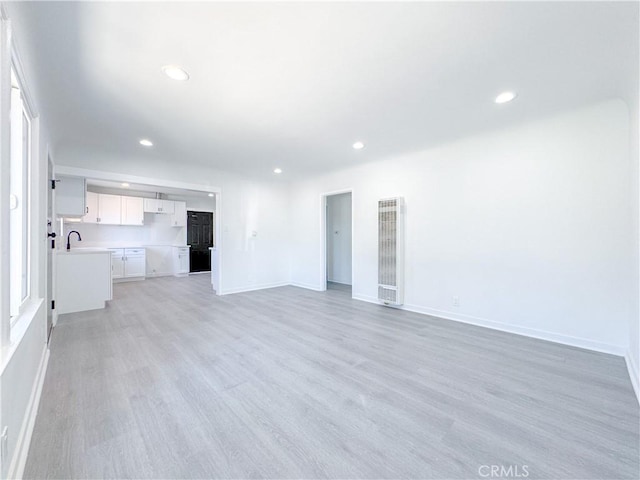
[[352, 293, 625, 356], [327, 279, 352, 286], [113, 276, 146, 283], [625, 351, 639, 404], [220, 281, 290, 295], [8, 346, 50, 480], [145, 272, 173, 278], [290, 281, 325, 291]]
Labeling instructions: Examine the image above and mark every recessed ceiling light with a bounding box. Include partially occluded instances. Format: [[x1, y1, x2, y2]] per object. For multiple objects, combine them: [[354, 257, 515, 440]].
[[495, 91, 517, 104], [273, 168, 282, 174], [139, 139, 153, 147], [121, 183, 130, 188], [208, 193, 214, 197], [162, 65, 190, 81], [352, 141, 364, 150]]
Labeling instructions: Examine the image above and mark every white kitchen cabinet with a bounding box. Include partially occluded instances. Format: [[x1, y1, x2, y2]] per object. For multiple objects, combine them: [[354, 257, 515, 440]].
[[98, 194, 122, 224], [143, 198, 159, 213], [173, 246, 190, 276], [56, 175, 86, 217], [109, 247, 146, 281], [171, 201, 187, 227], [109, 249, 125, 279], [84, 191, 99, 223], [121, 196, 144, 225], [124, 248, 146, 277], [143, 198, 175, 214], [56, 249, 112, 314], [162, 200, 175, 215], [84, 192, 122, 224]]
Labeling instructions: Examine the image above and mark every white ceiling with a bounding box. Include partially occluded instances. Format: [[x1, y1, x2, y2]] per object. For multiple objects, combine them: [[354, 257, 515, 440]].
[[87, 178, 215, 198], [6, 1, 638, 178]]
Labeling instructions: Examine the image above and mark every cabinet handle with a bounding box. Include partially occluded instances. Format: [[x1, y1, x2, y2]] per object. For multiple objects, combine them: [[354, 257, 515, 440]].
[[86, 206, 89, 214]]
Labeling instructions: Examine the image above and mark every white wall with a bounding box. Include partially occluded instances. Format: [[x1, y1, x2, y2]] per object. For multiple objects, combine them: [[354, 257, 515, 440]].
[[326, 192, 352, 285], [290, 100, 633, 354], [630, 67, 640, 398], [55, 154, 290, 295], [178, 194, 215, 213], [1, 114, 49, 479]]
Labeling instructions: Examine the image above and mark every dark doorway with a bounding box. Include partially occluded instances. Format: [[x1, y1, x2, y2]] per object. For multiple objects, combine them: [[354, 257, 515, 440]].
[[187, 211, 214, 273]]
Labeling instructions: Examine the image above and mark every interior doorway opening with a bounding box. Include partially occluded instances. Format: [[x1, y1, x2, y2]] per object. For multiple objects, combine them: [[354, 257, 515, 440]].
[[324, 192, 352, 292]]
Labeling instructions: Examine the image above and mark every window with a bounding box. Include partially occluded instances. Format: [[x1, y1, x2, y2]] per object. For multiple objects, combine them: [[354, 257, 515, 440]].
[[9, 67, 31, 321]]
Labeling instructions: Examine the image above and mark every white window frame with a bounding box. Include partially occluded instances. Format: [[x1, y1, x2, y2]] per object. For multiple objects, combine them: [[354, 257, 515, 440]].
[[0, 9, 41, 348], [9, 67, 32, 325]]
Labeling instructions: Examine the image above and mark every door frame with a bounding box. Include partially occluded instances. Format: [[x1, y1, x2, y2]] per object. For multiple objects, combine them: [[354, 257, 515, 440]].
[[187, 209, 214, 273], [46, 154, 57, 334], [319, 188, 354, 293]]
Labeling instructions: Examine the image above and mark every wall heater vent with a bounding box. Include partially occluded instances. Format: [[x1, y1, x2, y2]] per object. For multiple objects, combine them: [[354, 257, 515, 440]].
[[378, 197, 404, 306]]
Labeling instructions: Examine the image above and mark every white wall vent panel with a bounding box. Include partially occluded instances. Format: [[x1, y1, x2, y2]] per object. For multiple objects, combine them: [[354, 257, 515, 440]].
[[378, 197, 404, 306]]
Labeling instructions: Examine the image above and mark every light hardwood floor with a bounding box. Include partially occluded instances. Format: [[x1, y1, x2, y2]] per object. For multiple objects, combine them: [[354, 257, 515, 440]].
[[24, 276, 639, 479]]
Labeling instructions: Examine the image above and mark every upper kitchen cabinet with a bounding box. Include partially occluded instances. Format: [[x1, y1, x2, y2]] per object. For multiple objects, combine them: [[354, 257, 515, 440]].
[[121, 196, 144, 225], [84, 191, 99, 223], [98, 194, 121, 224], [83, 192, 122, 224], [55, 175, 86, 217], [171, 201, 187, 227], [143, 198, 175, 214]]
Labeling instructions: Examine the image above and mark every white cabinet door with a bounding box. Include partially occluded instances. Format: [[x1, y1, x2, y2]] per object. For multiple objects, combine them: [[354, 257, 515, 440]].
[[125, 256, 146, 277], [142, 198, 174, 215], [110, 250, 125, 279], [161, 200, 175, 215], [179, 252, 189, 273], [56, 175, 86, 217], [83, 191, 99, 223], [121, 196, 144, 226], [143, 198, 160, 213], [173, 247, 190, 274], [171, 201, 187, 227], [98, 194, 122, 224], [124, 248, 146, 278]]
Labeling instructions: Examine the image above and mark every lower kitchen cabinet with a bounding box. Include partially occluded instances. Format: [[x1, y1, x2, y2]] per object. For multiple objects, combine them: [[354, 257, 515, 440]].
[[173, 246, 190, 276], [109, 248, 146, 281]]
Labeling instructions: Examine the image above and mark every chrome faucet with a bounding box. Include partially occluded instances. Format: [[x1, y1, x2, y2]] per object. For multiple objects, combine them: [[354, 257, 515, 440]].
[[66, 230, 82, 251]]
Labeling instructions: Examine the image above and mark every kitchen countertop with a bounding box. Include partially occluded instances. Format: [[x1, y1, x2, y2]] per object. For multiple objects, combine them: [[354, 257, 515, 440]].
[[56, 248, 111, 255], [77, 244, 190, 249]]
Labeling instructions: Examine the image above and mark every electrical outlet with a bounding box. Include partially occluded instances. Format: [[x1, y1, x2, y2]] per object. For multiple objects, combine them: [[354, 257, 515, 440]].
[[452, 296, 460, 307]]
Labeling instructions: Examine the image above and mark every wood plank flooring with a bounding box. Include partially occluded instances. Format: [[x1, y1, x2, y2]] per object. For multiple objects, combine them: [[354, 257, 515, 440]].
[[24, 276, 639, 479]]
